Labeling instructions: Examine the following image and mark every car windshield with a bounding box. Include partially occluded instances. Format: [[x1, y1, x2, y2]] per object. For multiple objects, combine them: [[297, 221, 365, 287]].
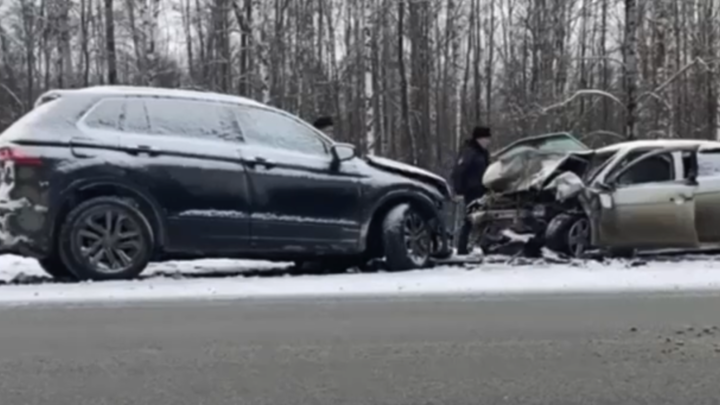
[[584, 151, 616, 181]]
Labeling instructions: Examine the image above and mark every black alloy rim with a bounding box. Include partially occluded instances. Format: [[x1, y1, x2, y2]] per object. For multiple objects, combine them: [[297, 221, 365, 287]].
[[403, 210, 431, 264], [76, 209, 144, 273]]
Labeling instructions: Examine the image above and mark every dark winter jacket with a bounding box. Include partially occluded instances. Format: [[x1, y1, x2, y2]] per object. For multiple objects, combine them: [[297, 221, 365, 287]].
[[452, 139, 490, 201]]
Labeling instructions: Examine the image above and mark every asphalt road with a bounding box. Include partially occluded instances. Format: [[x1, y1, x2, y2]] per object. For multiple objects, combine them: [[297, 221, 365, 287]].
[[2, 293, 720, 405]]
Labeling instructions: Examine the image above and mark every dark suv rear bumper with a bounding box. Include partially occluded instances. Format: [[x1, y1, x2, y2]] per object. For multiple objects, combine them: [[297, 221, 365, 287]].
[[0, 202, 50, 258]]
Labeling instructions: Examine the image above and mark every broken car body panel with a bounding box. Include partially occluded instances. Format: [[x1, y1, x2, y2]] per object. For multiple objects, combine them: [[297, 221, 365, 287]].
[[483, 133, 592, 194], [588, 145, 701, 250], [473, 135, 720, 256]]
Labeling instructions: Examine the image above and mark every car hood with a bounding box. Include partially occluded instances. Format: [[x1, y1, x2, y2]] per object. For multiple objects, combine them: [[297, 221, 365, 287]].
[[366, 155, 451, 198], [483, 149, 590, 194]]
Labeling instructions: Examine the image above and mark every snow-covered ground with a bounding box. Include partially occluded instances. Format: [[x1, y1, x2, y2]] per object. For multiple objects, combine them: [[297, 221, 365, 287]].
[[3, 254, 720, 305]]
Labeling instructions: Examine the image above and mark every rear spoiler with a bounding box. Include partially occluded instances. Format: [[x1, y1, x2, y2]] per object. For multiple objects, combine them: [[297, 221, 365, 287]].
[[33, 90, 70, 109]]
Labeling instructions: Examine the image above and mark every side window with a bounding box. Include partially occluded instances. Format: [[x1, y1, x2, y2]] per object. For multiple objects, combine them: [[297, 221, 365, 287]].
[[616, 153, 674, 186], [698, 151, 720, 177], [606, 150, 646, 180], [143, 98, 242, 142], [83, 99, 124, 130], [122, 99, 150, 133], [234, 107, 327, 156]]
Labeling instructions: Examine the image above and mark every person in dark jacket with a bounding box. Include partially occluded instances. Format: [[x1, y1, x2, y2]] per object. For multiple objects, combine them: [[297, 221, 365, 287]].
[[452, 126, 492, 255], [313, 116, 334, 137]]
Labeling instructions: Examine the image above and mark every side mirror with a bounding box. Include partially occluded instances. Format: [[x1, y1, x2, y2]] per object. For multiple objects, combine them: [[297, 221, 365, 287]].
[[331, 143, 356, 162]]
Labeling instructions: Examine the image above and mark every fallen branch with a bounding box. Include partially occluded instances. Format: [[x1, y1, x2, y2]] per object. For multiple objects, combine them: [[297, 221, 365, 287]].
[[636, 57, 708, 106]]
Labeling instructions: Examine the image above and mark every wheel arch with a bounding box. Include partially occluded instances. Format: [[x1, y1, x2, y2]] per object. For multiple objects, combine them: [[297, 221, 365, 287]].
[[361, 189, 440, 257], [50, 178, 167, 253]]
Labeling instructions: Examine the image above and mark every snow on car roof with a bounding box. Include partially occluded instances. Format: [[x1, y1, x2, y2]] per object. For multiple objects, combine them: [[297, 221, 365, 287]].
[[67, 85, 266, 107], [597, 139, 720, 153]]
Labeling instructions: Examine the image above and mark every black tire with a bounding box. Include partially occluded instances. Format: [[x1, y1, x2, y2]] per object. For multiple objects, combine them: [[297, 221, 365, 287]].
[[545, 213, 591, 258], [295, 259, 358, 274], [37, 254, 77, 281], [58, 196, 155, 281], [382, 203, 432, 271]]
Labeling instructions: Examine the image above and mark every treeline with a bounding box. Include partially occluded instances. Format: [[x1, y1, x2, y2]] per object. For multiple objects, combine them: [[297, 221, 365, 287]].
[[0, 0, 718, 174]]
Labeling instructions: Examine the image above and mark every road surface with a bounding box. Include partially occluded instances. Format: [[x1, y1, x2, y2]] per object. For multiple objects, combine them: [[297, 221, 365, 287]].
[[2, 293, 720, 405]]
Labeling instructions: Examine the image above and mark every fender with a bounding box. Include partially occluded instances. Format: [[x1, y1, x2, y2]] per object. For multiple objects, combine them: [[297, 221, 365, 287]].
[[359, 187, 443, 249], [48, 177, 168, 247]]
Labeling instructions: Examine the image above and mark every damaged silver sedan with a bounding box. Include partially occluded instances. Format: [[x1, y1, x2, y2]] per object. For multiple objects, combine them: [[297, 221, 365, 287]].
[[468, 133, 720, 258]]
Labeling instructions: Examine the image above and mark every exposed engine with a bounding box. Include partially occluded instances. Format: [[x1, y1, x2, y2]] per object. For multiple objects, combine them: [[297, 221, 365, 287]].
[[467, 151, 593, 257]]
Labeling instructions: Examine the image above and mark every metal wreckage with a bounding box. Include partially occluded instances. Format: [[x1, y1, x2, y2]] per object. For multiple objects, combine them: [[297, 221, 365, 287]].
[[465, 132, 720, 258]]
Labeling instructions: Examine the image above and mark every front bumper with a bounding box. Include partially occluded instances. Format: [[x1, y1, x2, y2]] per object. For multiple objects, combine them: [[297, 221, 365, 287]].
[[468, 205, 547, 225]]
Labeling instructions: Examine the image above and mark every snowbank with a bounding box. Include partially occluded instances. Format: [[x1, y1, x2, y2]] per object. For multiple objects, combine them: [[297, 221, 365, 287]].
[[0, 255, 286, 282], [2, 254, 720, 304]]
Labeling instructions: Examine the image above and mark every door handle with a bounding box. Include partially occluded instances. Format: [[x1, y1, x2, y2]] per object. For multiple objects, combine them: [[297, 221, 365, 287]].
[[124, 144, 159, 156], [671, 195, 692, 203], [245, 156, 275, 169]]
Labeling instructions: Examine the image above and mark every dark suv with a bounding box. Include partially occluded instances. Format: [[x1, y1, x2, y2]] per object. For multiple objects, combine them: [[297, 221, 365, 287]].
[[0, 86, 452, 280]]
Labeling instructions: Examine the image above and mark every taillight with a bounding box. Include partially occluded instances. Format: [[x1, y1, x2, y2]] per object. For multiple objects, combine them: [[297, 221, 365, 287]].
[[0, 147, 42, 166]]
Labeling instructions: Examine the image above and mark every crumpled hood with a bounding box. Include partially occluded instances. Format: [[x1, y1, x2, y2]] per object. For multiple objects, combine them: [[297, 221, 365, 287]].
[[482, 149, 577, 194], [366, 155, 451, 198]]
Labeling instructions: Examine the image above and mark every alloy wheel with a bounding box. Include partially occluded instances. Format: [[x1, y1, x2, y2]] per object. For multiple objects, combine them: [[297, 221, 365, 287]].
[[567, 217, 590, 258], [75, 209, 145, 274], [402, 210, 431, 265]]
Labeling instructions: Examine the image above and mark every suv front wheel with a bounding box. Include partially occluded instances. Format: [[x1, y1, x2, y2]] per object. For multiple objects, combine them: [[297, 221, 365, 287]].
[[382, 203, 433, 271], [58, 196, 155, 281]]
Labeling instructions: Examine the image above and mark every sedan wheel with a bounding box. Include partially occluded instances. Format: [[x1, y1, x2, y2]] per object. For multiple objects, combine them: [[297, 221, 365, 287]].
[[566, 217, 590, 258]]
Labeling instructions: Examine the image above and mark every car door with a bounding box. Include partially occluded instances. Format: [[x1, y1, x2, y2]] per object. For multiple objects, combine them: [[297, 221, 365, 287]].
[[116, 96, 252, 254], [233, 105, 365, 253], [693, 147, 720, 244], [592, 148, 698, 249]]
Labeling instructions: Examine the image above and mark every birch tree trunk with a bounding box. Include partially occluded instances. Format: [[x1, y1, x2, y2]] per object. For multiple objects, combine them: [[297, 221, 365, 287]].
[[623, 0, 640, 139]]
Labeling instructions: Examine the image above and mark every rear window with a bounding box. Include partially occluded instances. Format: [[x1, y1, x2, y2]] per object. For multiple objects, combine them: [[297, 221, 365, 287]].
[[0, 97, 62, 139]]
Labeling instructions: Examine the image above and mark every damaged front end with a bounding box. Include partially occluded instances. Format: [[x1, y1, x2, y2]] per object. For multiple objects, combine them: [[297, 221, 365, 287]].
[[467, 143, 595, 257]]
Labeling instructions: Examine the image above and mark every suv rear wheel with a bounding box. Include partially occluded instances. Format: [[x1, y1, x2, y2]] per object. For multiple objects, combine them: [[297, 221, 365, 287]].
[[58, 197, 154, 281], [382, 203, 432, 271]]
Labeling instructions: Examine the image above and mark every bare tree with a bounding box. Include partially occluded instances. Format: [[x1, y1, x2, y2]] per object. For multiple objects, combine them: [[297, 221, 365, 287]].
[[0, 0, 719, 172]]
